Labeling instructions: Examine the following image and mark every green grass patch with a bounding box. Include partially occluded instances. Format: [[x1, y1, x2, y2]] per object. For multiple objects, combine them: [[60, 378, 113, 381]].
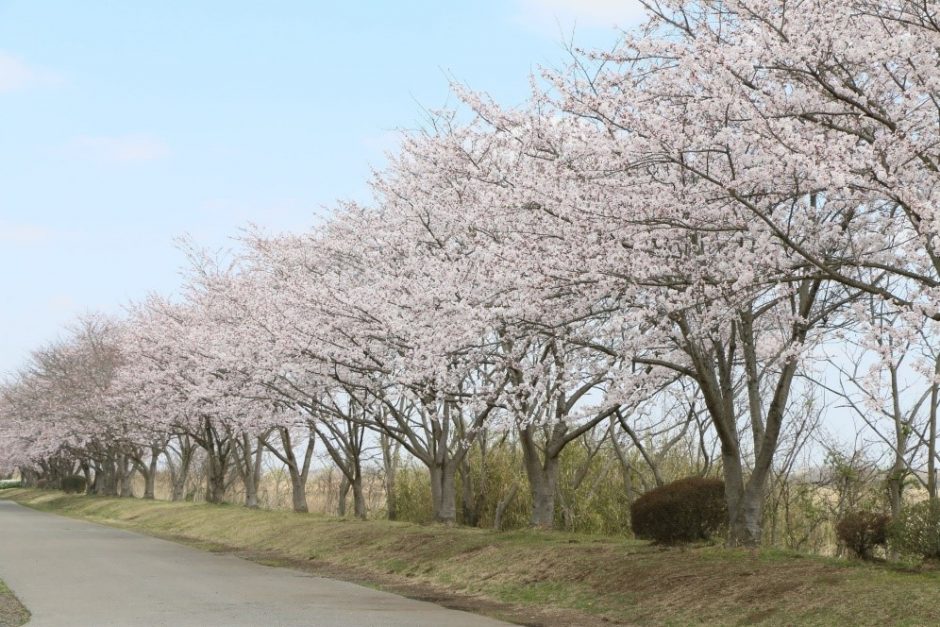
[[4, 488, 940, 626]]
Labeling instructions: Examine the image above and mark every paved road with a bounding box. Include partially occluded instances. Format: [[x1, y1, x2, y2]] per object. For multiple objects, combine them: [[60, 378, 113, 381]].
[[0, 501, 512, 627]]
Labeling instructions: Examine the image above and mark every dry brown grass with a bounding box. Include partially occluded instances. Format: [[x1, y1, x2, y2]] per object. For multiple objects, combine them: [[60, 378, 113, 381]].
[[0, 580, 28, 627], [5, 488, 940, 626], [133, 466, 389, 515]]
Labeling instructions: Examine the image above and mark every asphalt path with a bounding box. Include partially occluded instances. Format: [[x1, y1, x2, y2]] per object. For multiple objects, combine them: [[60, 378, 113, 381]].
[[0, 500, 512, 626]]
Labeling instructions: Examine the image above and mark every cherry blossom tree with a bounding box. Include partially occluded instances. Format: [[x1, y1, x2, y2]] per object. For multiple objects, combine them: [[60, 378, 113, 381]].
[[1, 0, 937, 551]]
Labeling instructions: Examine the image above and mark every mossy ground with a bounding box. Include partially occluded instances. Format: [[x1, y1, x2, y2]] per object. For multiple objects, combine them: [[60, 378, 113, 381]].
[[4, 488, 940, 626]]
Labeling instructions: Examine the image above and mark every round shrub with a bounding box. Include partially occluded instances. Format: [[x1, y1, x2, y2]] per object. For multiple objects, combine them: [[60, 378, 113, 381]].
[[61, 474, 87, 494], [630, 477, 727, 544], [836, 510, 889, 559], [889, 501, 940, 560]]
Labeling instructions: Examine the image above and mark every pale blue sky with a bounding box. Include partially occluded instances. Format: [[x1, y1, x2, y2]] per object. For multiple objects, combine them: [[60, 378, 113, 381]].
[[0, 0, 646, 373]]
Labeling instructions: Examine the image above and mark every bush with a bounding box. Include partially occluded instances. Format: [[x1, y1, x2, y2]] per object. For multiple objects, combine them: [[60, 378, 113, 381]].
[[836, 510, 889, 559], [61, 475, 87, 494], [889, 501, 940, 560], [0, 479, 21, 490], [555, 441, 632, 534], [630, 477, 726, 544], [393, 465, 434, 523]]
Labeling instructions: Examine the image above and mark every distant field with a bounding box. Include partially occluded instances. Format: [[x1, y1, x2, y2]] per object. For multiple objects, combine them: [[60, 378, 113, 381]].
[[0, 579, 28, 627], [4, 488, 940, 626]]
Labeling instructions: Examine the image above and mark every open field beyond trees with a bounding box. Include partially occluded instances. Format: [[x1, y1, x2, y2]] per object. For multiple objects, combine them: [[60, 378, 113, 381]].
[[5, 488, 940, 627]]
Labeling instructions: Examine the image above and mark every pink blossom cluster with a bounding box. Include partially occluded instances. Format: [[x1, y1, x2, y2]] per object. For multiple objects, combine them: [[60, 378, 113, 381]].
[[2, 1, 938, 544]]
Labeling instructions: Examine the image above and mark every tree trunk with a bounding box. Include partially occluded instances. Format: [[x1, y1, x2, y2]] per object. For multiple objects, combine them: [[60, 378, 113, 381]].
[[887, 457, 905, 520], [170, 466, 186, 501], [520, 425, 561, 528], [429, 460, 458, 524], [528, 457, 559, 528], [168, 437, 195, 502], [142, 446, 161, 500], [204, 443, 230, 504], [723, 450, 764, 547], [170, 458, 191, 502], [460, 458, 479, 527], [440, 462, 458, 524], [728, 486, 764, 547], [243, 467, 259, 508], [202, 419, 232, 505], [381, 433, 399, 521], [312, 412, 367, 520], [236, 434, 264, 509], [20, 467, 39, 488], [206, 463, 227, 503], [726, 365, 799, 548], [337, 475, 349, 517], [142, 466, 156, 500], [493, 482, 519, 531], [274, 429, 315, 514], [429, 464, 442, 519], [117, 455, 135, 497], [929, 355, 939, 502], [610, 427, 637, 505], [290, 472, 308, 513], [102, 459, 119, 496], [91, 460, 114, 496], [386, 469, 398, 521], [351, 471, 367, 520], [80, 463, 93, 495]]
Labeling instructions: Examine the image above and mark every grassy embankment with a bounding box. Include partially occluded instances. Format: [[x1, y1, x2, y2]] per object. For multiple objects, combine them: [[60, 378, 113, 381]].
[[0, 580, 28, 627], [4, 488, 940, 626]]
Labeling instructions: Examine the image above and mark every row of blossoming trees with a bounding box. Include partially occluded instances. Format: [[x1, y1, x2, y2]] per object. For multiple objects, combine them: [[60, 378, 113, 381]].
[[2, 1, 940, 547]]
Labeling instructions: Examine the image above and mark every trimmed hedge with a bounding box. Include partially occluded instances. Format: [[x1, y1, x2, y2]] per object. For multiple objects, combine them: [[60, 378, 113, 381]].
[[61, 475, 87, 494], [630, 477, 726, 544], [836, 510, 889, 559]]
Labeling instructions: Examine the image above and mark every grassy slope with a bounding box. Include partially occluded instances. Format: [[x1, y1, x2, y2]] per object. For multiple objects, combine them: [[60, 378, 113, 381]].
[[3, 489, 940, 627], [0, 580, 28, 627]]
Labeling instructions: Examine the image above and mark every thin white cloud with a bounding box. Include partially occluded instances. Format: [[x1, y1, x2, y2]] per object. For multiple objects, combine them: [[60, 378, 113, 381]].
[[69, 134, 171, 163], [516, 0, 648, 31], [0, 52, 60, 93]]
